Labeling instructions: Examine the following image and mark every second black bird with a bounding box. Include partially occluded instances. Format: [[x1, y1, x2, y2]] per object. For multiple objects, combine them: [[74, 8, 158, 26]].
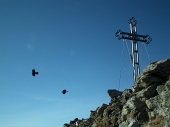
[[32, 69, 39, 76]]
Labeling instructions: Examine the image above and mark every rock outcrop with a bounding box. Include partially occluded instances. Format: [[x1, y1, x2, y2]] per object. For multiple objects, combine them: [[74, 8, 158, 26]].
[[63, 58, 170, 127]]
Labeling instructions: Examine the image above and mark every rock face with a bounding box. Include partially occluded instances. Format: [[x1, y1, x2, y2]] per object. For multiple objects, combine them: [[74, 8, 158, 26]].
[[63, 58, 170, 127]]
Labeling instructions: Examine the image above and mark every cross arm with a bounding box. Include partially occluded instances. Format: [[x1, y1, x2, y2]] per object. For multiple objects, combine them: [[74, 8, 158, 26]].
[[115, 30, 152, 44]]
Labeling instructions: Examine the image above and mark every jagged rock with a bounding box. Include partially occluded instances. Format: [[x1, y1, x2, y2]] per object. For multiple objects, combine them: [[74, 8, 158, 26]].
[[90, 110, 96, 119], [122, 105, 131, 116], [119, 121, 129, 127], [147, 111, 155, 119], [136, 111, 149, 121], [136, 83, 158, 99], [139, 58, 170, 80], [107, 89, 122, 99], [103, 103, 122, 118], [133, 58, 170, 93], [146, 90, 170, 119], [128, 121, 139, 127], [96, 103, 108, 115], [145, 95, 160, 109], [122, 89, 132, 99], [63, 123, 69, 127], [64, 58, 170, 127], [140, 75, 162, 86], [157, 80, 170, 95], [133, 76, 162, 93], [126, 96, 146, 110], [119, 119, 139, 127]]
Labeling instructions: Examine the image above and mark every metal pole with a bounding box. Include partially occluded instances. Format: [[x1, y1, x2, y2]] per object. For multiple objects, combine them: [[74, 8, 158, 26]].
[[130, 23, 136, 82]]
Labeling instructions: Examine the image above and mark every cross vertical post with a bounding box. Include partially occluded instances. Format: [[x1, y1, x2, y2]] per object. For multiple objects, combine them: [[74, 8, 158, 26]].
[[129, 17, 140, 82], [115, 17, 152, 83]]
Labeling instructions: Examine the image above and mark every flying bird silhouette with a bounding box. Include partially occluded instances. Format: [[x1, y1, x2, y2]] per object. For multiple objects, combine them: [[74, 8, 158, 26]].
[[32, 69, 39, 76], [62, 89, 68, 94]]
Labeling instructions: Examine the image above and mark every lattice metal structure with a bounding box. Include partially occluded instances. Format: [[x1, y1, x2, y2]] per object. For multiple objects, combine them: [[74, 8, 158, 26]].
[[115, 17, 152, 82]]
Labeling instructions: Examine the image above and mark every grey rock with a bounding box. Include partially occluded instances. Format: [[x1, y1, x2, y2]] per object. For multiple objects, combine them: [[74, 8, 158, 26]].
[[122, 89, 132, 99], [122, 105, 131, 116], [138, 58, 170, 81], [136, 111, 148, 121], [133, 58, 170, 93], [127, 119, 140, 127], [136, 83, 158, 99], [119, 119, 139, 127], [133, 76, 162, 93], [126, 96, 146, 110], [146, 91, 170, 118], [107, 89, 122, 99], [157, 80, 170, 95], [96, 103, 108, 115], [119, 121, 129, 127], [138, 75, 162, 87]]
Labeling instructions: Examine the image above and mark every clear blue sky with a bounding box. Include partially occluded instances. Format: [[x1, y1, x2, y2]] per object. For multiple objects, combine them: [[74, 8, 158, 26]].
[[0, 0, 170, 127]]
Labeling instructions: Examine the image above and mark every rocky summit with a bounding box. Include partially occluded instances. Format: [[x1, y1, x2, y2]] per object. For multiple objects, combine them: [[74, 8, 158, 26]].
[[63, 58, 170, 127]]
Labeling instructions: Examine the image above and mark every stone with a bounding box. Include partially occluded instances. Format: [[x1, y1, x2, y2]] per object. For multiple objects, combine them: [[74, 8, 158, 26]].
[[122, 106, 131, 116], [145, 96, 160, 109], [146, 91, 170, 119], [147, 111, 155, 119], [157, 79, 170, 95], [133, 59, 170, 93], [96, 103, 108, 115], [138, 58, 170, 81], [122, 89, 132, 99], [119, 121, 129, 127], [127, 119, 140, 127], [138, 75, 162, 87], [119, 119, 139, 127], [136, 111, 148, 121], [103, 105, 116, 117], [107, 89, 122, 99], [133, 76, 162, 93], [126, 96, 146, 110], [136, 83, 158, 99]]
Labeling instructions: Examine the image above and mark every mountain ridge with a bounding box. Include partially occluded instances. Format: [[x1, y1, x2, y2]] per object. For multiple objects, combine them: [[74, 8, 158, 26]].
[[64, 58, 170, 127]]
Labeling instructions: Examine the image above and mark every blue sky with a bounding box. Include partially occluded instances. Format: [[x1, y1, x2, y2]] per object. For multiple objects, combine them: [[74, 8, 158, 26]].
[[0, 0, 170, 127]]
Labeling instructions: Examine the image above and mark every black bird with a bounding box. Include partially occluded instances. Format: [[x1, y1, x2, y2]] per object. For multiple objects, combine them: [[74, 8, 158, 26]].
[[62, 89, 68, 94], [32, 69, 39, 76]]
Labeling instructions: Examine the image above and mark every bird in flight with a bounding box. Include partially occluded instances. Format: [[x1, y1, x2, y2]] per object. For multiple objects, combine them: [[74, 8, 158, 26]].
[[62, 89, 68, 94], [32, 69, 39, 76]]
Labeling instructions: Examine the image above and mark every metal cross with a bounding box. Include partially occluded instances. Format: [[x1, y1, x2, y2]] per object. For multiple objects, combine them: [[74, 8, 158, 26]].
[[115, 17, 152, 83]]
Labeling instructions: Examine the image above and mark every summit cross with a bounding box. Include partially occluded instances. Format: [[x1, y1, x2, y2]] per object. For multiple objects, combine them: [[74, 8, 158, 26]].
[[115, 17, 152, 83]]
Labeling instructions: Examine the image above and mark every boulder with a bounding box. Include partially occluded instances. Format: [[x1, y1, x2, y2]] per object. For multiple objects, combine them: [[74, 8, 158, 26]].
[[138, 58, 170, 81], [133, 58, 170, 93], [138, 75, 162, 87], [136, 83, 158, 99], [107, 89, 122, 99], [133, 76, 162, 93], [146, 91, 170, 119]]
